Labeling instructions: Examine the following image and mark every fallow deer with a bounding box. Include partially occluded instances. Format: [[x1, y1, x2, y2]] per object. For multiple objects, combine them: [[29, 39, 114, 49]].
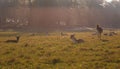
[[70, 34, 84, 43]]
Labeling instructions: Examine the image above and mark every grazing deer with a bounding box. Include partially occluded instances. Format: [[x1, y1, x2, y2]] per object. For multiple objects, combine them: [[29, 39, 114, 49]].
[[6, 36, 20, 43], [70, 34, 84, 43], [96, 24, 103, 40]]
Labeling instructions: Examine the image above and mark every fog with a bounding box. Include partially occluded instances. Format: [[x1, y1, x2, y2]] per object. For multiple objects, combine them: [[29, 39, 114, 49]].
[[0, 0, 120, 32]]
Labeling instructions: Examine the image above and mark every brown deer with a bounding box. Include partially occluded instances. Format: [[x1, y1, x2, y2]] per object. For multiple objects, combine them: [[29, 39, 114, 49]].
[[96, 24, 103, 40], [70, 34, 84, 43], [6, 36, 20, 43]]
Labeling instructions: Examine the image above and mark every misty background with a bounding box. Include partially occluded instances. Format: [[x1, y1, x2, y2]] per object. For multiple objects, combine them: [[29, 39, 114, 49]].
[[0, 0, 120, 32]]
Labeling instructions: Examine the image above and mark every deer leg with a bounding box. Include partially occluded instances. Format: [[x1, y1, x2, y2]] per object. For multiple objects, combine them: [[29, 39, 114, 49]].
[[97, 33, 101, 40], [99, 33, 101, 40]]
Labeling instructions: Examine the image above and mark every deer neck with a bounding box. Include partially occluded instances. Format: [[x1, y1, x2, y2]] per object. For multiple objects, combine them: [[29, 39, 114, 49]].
[[16, 38, 20, 42]]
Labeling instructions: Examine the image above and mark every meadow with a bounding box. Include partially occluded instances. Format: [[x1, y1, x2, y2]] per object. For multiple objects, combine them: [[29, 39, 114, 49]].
[[0, 31, 120, 69]]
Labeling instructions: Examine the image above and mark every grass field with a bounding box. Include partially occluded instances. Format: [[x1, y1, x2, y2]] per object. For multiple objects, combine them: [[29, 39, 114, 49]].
[[0, 31, 120, 69]]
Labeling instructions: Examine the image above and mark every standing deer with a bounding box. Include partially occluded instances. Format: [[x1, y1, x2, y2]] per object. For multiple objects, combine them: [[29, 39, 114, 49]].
[[96, 24, 103, 40], [70, 34, 84, 43]]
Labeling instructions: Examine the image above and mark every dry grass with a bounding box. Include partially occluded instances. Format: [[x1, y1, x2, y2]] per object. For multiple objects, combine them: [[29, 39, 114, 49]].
[[0, 31, 120, 69]]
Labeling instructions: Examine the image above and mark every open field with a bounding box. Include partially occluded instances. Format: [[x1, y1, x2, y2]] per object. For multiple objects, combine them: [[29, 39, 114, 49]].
[[0, 31, 120, 69]]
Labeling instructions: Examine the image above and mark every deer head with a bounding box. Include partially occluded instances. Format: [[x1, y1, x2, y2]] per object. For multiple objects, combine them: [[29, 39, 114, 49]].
[[70, 34, 75, 39], [16, 35, 20, 42]]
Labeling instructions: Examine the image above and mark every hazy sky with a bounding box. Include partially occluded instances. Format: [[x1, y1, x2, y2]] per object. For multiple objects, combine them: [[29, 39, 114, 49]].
[[106, 0, 112, 2], [105, 0, 119, 2]]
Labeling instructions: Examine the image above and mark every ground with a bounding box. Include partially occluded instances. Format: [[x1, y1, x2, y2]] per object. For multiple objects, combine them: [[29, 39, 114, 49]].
[[0, 31, 120, 69]]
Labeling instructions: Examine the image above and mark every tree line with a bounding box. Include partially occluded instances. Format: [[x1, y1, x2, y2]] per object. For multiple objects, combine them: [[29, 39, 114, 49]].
[[0, 0, 120, 31]]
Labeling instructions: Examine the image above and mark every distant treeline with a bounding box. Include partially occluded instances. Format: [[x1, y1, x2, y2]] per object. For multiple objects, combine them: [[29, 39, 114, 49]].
[[0, 0, 120, 31], [0, 0, 120, 8]]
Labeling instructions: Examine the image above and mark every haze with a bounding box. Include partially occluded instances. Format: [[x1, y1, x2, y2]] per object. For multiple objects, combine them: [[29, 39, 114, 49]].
[[0, 0, 120, 32]]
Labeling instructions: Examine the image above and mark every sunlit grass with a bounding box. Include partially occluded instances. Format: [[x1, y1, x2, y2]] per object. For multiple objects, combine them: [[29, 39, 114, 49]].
[[0, 31, 120, 69]]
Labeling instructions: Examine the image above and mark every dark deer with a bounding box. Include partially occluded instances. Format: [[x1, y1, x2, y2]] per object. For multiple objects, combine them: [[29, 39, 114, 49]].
[[70, 34, 84, 43], [6, 36, 20, 43], [96, 24, 103, 40]]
